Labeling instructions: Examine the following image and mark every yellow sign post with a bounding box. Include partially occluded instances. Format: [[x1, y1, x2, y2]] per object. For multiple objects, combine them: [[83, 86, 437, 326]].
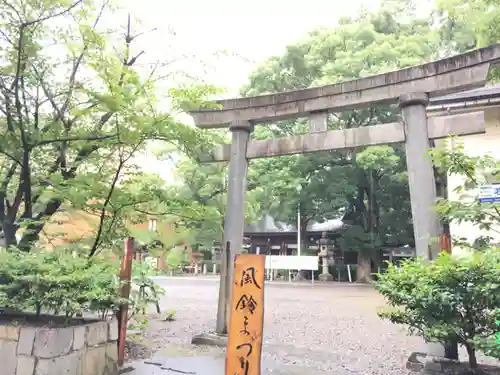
[[225, 254, 266, 375]]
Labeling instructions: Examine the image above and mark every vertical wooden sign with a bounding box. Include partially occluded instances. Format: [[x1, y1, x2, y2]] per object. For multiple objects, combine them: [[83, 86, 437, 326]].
[[226, 254, 266, 375]]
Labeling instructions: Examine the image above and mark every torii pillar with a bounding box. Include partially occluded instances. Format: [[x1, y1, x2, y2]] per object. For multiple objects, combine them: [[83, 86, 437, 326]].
[[400, 92, 449, 357], [216, 120, 253, 334], [400, 93, 442, 260], [188, 44, 500, 351], [192, 120, 253, 346]]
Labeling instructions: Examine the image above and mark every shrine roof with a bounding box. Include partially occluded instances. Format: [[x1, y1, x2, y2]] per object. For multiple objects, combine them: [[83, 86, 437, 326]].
[[430, 83, 500, 104]]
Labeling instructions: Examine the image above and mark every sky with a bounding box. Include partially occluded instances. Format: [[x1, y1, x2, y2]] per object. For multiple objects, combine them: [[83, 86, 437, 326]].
[[121, 0, 383, 180], [123, 0, 381, 95]]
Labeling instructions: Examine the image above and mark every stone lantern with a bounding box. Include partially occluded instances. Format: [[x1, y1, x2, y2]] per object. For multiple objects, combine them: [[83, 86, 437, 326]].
[[318, 232, 333, 281]]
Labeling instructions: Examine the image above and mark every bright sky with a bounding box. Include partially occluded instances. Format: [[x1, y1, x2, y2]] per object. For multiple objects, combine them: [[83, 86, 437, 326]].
[[121, 0, 382, 179], [123, 0, 380, 95]]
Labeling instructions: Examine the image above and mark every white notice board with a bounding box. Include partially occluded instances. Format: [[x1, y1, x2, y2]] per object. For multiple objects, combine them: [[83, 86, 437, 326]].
[[265, 255, 319, 271]]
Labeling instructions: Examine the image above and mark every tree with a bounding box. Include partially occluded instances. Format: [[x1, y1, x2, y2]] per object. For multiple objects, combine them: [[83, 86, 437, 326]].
[[430, 138, 500, 251], [378, 138, 500, 366], [173, 160, 227, 249], [0, 0, 218, 254], [243, 3, 442, 281], [339, 145, 414, 278], [377, 250, 500, 370], [435, 0, 500, 49], [172, 157, 263, 251], [248, 150, 353, 251], [435, 0, 500, 81]]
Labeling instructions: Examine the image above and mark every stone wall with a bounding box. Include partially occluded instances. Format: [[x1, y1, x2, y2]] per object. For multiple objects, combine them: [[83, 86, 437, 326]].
[[0, 318, 118, 375]]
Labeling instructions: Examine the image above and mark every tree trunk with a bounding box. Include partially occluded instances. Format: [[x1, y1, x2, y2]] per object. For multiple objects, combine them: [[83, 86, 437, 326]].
[[3, 221, 17, 248], [465, 343, 478, 370], [444, 341, 459, 361], [301, 227, 308, 256], [356, 249, 372, 283], [294, 219, 309, 280], [437, 171, 458, 359], [17, 199, 62, 252]]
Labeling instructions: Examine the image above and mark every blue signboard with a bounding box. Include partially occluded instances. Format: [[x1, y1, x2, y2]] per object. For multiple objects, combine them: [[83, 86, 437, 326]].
[[479, 185, 500, 203]]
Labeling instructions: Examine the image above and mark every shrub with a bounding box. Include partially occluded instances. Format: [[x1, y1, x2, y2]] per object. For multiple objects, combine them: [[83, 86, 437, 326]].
[[429, 141, 500, 251], [376, 250, 500, 369], [166, 247, 189, 270], [129, 260, 164, 317], [0, 249, 121, 318], [0, 248, 167, 325], [473, 309, 500, 361]]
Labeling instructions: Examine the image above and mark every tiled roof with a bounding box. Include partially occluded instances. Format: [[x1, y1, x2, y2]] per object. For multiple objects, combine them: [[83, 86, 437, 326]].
[[430, 84, 500, 104]]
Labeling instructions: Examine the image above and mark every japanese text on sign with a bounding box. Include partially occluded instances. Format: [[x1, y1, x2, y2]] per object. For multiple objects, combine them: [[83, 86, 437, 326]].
[[226, 255, 266, 375], [479, 184, 500, 203]]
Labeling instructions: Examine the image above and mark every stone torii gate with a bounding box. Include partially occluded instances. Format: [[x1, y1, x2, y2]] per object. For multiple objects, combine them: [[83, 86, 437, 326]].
[[188, 44, 500, 343]]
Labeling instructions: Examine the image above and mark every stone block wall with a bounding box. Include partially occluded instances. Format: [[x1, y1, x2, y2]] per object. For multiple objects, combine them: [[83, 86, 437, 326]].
[[0, 318, 118, 375]]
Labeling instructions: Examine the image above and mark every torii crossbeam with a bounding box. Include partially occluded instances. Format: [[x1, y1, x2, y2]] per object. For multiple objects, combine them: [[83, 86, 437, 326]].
[[188, 44, 500, 342]]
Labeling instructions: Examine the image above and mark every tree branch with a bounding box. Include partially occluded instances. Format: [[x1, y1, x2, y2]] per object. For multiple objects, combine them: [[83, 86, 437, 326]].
[[59, 0, 108, 117], [65, 15, 146, 177], [36, 134, 117, 147], [0, 77, 16, 132], [133, 208, 204, 223], [1, 163, 17, 193], [0, 148, 21, 165], [88, 140, 143, 257], [24, 0, 84, 27], [16, 11, 148, 252], [88, 158, 125, 257]]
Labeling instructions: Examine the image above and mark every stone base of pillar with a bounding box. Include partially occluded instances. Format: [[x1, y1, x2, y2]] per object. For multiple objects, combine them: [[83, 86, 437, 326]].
[[444, 341, 459, 360], [318, 273, 333, 281], [191, 332, 228, 347], [406, 351, 465, 373]]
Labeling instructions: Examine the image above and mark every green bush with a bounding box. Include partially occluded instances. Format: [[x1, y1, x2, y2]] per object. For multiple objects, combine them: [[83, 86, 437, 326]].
[[473, 309, 500, 361], [129, 260, 165, 317], [0, 248, 167, 325], [376, 250, 500, 369], [166, 247, 189, 269], [0, 249, 121, 318]]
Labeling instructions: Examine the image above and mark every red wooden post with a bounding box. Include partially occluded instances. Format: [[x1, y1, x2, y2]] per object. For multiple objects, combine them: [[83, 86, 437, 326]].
[[158, 255, 165, 270], [117, 237, 134, 367], [440, 234, 452, 254], [135, 250, 142, 264]]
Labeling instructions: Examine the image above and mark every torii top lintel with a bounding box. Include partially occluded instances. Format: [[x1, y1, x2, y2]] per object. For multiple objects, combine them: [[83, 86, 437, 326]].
[[188, 44, 500, 128]]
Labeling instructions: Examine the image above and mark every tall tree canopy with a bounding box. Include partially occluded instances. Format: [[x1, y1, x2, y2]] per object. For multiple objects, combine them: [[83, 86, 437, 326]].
[[242, 2, 448, 281], [169, 157, 264, 250], [435, 0, 500, 80], [0, 0, 217, 254], [163, 0, 498, 276], [436, 0, 499, 49]]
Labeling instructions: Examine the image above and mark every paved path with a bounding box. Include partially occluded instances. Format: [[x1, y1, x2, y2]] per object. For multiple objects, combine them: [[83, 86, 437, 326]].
[[128, 277, 498, 375], [125, 355, 352, 375]]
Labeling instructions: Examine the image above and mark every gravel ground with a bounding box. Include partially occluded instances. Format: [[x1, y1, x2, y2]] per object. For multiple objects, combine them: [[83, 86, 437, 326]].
[[132, 277, 500, 375], [125, 340, 153, 362]]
